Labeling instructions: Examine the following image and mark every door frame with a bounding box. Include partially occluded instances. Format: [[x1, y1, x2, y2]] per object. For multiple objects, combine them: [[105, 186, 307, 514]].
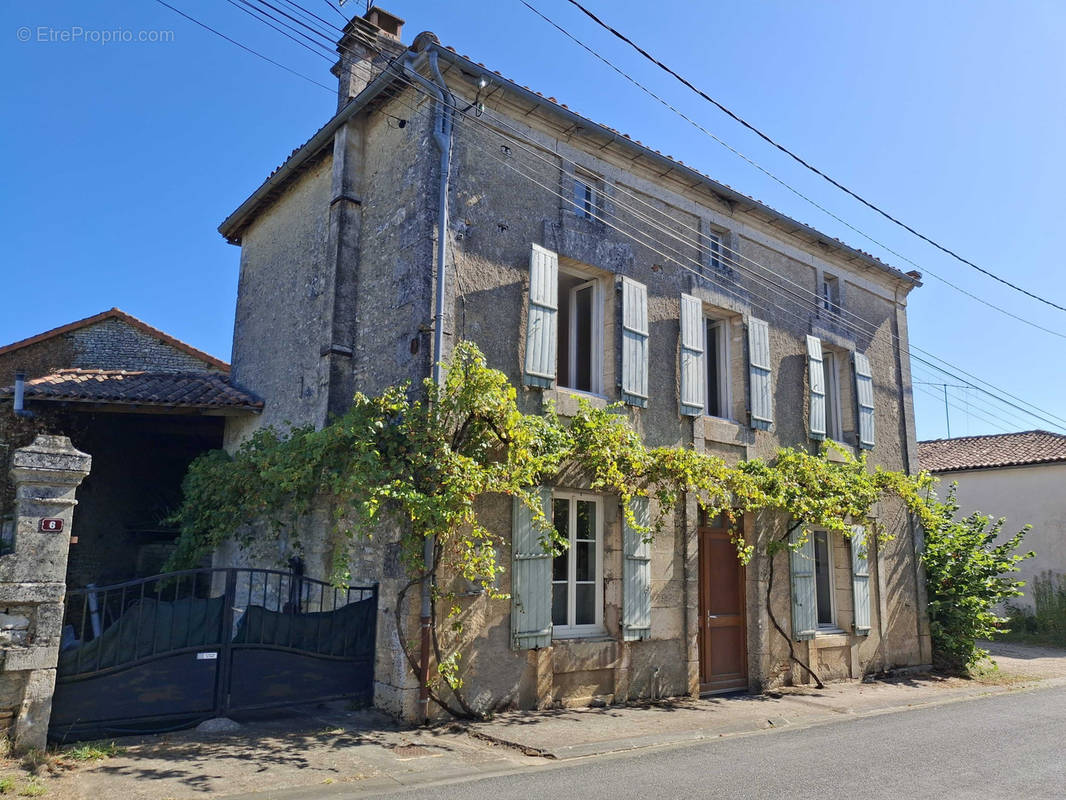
[[697, 511, 749, 694]]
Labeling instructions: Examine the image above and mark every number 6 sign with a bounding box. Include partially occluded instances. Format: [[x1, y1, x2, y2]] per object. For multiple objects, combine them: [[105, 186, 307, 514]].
[[39, 518, 64, 533]]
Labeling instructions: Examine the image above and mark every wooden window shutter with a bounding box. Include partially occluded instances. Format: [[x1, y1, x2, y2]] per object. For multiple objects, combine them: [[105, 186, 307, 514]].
[[620, 276, 649, 407], [679, 294, 705, 416], [789, 530, 817, 641], [851, 525, 872, 635], [622, 496, 652, 641], [806, 335, 826, 440], [523, 244, 558, 389], [853, 351, 876, 449], [747, 317, 773, 430], [511, 488, 553, 649]]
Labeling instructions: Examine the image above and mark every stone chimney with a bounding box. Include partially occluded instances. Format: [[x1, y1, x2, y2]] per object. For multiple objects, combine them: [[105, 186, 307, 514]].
[[331, 6, 407, 112]]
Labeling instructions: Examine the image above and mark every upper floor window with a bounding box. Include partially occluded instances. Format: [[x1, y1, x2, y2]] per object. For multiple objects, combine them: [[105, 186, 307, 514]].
[[822, 349, 843, 441], [704, 316, 731, 418], [551, 493, 604, 638], [706, 232, 723, 270], [572, 172, 602, 221], [557, 267, 604, 394], [821, 273, 841, 314]]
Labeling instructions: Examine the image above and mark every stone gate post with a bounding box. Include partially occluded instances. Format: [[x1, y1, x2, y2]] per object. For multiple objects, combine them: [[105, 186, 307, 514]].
[[1, 435, 90, 751]]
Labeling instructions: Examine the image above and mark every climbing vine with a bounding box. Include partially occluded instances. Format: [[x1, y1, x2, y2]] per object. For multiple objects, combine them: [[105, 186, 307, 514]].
[[168, 341, 938, 713]]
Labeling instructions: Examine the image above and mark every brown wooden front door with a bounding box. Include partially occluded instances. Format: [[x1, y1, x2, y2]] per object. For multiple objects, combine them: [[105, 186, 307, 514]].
[[698, 514, 748, 693]]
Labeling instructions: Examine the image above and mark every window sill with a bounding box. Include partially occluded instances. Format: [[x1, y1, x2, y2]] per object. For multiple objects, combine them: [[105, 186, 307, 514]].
[[824, 442, 857, 462], [552, 628, 609, 642], [812, 630, 850, 648], [699, 416, 753, 447], [542, 388, 608, 416]]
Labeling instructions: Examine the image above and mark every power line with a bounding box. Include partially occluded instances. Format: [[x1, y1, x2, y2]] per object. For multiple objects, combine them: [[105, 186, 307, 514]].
[[557, 0, 1066, 316], [320, 0, 348, 23], [514, 2, 1066, 341], [225, 0, 334, 63], [153, 0, 335, 92], [173, 4, 1066, 434], [265, 17, 1066, 433]]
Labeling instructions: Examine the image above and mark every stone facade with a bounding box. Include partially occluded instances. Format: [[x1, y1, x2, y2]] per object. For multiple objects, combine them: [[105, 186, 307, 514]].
[[220, 16, 930, 720], [0, 436, 90, 750]]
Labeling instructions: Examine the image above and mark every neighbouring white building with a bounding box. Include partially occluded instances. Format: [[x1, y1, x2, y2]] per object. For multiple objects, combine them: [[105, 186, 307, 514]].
[[919, 430, 1066, 608]]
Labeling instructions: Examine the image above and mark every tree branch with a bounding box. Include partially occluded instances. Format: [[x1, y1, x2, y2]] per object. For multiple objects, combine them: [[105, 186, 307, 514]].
[[765, 523, 824, 689]]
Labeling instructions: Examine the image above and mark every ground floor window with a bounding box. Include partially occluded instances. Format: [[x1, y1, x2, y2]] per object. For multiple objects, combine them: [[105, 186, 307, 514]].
[[813, 530, 836, 628], [551, 492, 603, 637]]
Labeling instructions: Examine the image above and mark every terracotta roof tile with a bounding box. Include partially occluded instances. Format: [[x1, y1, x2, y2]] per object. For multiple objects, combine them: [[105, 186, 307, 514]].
[[0, 369, 262, 412], [918, 430, 1066, 473]]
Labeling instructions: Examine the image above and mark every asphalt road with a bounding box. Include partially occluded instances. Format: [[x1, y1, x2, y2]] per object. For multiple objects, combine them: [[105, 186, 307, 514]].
[[381, 685, 1066, 800]]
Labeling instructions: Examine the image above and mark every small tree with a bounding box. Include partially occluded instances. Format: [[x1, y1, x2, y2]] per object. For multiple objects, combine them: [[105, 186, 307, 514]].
[[920, 485, 1033, 672]]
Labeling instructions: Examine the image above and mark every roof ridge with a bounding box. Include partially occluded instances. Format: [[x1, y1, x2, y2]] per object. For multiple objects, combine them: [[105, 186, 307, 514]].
[[918, 429, 1061, 445], [0, 308, 230, 371]]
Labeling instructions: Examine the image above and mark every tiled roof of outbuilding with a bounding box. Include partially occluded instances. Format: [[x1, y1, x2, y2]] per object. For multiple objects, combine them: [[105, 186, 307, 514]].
[[918, 430, 1066, 473], [0, 369, 262, 412]]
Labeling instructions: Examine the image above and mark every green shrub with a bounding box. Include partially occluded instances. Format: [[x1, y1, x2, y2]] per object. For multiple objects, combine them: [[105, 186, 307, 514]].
[[921, 485, 1032, 672]]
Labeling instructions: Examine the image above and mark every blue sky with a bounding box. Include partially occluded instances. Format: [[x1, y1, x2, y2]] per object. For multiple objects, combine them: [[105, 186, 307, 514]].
[[2, 0, 1064, 441]]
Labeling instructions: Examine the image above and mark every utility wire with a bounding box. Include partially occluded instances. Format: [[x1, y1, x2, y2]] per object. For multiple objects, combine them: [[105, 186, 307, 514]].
[[558, 0, 1066, 315], [225, 0, 335, 63], [154, 0, 335, 91], [516, 1, 1066, 340], [228, 7, 1066, 432], [176, 1, 1066, 433]]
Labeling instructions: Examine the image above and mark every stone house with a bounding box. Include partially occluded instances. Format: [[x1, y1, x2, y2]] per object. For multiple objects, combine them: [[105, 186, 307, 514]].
[[0, 308, 262, 587], [217, 9, 930, 719], [919, 430, 1066, 608]]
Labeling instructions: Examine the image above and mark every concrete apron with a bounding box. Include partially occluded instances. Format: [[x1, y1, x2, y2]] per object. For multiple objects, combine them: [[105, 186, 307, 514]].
[[467, 669, 1066, 760]]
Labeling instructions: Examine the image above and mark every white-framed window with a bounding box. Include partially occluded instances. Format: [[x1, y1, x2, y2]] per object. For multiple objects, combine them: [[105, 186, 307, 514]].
[[813, 530, 837, 630], [706, 232, 723, 270], [572, 172, 602, 221], [821, 273, 841, 314], [704, 316, 731, 418], [822, 350, 843, 441], [551, 492, 604, 638], [556, 266, 604, 394]]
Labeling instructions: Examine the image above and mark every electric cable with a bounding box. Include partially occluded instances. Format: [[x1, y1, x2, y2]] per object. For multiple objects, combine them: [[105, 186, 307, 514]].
[[169, 1, 1066, 433], [555, 0, 1066, 315]]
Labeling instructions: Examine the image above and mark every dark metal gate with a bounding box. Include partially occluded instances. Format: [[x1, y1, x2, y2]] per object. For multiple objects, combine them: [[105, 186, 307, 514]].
[[50, 567, 377, 741]]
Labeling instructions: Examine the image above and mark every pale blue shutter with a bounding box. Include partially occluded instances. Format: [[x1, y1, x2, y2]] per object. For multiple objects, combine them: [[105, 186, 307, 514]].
[[523, 244, 558, 389], [806, 335, 826, 440], [622, 496, 652, 641], [679, 294, 705, 416], [747, 317, 773, 430], [511, 489, 553, 649], [853, 352, 875, 449], [621, 276, 649, 407], [850, 525, 871, 635], [789, 530, 817, 641]]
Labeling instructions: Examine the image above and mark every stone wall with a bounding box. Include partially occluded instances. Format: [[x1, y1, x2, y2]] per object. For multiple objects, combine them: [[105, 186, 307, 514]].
[[222, 63, 930, 719], [0, 436, 90, 750], [0, 318, 223, 388]]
